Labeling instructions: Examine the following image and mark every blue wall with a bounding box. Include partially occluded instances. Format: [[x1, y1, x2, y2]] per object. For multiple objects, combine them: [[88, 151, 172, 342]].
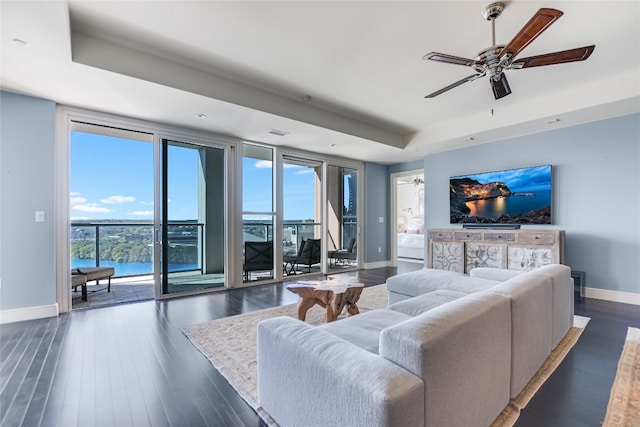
[[363, 162, 389, 263], [0, 91, 57, 311], [423, 114, 640, 294]]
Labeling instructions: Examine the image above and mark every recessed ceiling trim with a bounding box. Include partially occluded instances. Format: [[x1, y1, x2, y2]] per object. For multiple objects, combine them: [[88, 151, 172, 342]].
[[70, 30, 408, 150]]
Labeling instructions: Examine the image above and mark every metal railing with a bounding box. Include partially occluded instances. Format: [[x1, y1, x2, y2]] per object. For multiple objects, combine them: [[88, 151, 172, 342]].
[[70, 222, 204, 278], [72, 220, 357, 278]]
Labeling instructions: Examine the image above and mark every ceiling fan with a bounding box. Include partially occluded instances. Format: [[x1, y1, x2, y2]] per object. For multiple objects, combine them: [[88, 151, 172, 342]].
[[423, 2, 595, 100]]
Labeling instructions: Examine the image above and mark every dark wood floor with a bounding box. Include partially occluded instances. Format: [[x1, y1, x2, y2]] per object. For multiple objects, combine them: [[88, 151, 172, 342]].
[[1, 265, 638, 427]]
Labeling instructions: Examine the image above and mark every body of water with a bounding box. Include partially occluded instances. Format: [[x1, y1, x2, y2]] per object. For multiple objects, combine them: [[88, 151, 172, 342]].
[[71, 259, 198, 277], [466, 190, 551, 220]]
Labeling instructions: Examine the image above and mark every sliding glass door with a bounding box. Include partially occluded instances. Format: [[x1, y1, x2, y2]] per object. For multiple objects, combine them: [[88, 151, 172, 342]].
[[282, 156, 323, 276], [327, 166, 359, 272], [160, 138, 225, 295]]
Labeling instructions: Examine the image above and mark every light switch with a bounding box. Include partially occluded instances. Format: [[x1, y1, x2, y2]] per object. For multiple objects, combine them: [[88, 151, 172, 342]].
[[35, 211, 45, 222]]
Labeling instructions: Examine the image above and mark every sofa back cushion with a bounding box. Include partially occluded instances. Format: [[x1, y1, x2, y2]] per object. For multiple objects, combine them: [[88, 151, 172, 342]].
[[487, 272, 553, 398], [380, 292, 511, 427], [528, 264, 574, 348]]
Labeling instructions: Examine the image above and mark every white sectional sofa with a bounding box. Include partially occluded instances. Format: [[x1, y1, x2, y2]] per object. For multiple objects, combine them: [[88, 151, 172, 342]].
[[257, 264, 574, 427]]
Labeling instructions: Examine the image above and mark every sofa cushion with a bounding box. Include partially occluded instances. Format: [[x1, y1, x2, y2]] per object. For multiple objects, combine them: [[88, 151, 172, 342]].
[[487, 273, 553, 398], [386, 268, 464, 298], [388, 290, 467, 316], [258, 317, 425, 427], [318, 309, 412, 355], [527, 264, 574, 348], [442, 276, 501, 293], [470, 267, 523, 282], [380, 292, 512, 427]]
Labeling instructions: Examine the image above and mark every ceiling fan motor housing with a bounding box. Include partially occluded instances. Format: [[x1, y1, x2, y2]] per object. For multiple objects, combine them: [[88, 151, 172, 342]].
[[482, 2, 505, 20]]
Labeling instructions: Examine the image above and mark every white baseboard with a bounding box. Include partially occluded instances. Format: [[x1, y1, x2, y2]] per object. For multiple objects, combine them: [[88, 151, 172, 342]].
[[0, 303, 59, 324], [584, 287, 640, 306], [363, 260, 391, 269]]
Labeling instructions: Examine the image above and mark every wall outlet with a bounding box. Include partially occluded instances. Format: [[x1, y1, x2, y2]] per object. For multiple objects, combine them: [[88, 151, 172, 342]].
[[378, 247, 382, 253], [378, 217, 384, 223], [35, 211, 45, 222]]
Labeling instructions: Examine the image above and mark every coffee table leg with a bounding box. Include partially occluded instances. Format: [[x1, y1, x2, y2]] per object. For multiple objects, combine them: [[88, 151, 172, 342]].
[[297, 297, 316, 321], [345, 287, 363, 316]]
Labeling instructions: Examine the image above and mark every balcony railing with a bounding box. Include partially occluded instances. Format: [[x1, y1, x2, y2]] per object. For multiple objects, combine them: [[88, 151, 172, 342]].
[[71, 222, 204, 278], [72, 220, 357, 278]]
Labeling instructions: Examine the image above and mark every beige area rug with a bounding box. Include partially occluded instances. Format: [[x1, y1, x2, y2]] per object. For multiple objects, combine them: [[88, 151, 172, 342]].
[[602, 327, 640, 427], [183, 284, 589, 427]]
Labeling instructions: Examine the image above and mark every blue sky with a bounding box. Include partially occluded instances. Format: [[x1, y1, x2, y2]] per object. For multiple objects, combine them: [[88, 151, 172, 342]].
[[452, 165, 551, 192], [71, 131, 315, 221]]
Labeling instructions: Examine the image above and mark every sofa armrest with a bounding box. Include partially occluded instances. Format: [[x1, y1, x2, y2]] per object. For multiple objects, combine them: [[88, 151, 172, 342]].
[[469, 267, 523, 281], [257, 316, 424, 427]]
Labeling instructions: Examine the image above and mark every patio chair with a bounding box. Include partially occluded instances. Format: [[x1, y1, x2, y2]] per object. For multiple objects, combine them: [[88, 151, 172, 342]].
[[328, 237, 357, 266], [243, 241, 273, 281], [283, 238, 321, 275]]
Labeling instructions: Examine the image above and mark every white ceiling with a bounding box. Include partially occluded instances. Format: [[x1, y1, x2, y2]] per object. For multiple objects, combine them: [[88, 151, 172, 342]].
[[2, 1, 639, 164]]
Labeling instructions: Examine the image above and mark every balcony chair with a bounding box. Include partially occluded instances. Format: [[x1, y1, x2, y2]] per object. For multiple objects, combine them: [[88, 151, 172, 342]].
[[243, 241, 274, 281], [328, 237, 357, 266], [283, 238, 321, 275]]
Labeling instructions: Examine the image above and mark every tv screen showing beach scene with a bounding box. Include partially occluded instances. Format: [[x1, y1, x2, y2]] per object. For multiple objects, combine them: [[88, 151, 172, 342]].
[[450, 165, 552, 224]]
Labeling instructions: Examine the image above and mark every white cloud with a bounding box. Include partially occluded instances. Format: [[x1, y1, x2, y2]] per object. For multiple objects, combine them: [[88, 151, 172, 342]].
[[70, 196, 88, 205], [128, 210, 153, 216], [100, 195, 135, 204], [72, 204, 113, 213], [70, 191, 81, 196], [294, 169, 313, 175], [139, 200, 154, 206], [254, 160, 273, 168]]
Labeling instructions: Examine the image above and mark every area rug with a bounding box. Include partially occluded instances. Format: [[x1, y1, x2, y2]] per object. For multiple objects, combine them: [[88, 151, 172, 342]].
[[183, 284, 589, 427], [602, 326, 640, 427]]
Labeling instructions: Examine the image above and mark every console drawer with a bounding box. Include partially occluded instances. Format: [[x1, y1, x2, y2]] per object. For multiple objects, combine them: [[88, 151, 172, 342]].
[[454, 231, 482, 241], [483, 232, 515, 242], [429, 230, 453, 239], [518, 232, 556, 245]]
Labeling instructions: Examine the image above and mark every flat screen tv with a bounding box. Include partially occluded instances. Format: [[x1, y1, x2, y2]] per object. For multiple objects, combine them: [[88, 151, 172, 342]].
[[450, 165, 552, 224]]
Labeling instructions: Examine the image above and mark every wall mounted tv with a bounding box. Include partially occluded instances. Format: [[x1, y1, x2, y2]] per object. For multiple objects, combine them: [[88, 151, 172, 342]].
[[450, 165, 552, 225]]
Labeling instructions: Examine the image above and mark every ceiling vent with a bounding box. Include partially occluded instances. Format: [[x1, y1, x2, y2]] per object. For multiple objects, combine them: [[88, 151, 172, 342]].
[[268, 129, 290, 136]]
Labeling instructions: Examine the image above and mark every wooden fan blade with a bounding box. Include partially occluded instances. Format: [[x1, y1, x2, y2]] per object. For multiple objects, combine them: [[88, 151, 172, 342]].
[[425, 73, 484, 98], [500, 8, 564, 62], [422, 52, 479, 67], [491, 73, 512, 100], [511, 45, 595, 68]]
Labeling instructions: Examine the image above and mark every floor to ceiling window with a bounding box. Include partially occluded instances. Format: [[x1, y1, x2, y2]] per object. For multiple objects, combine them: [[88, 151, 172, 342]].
[[242, 144, 275, 282], [62, 109, 363, 311], [69, 123, 155, 308], [327, 165, 359, 272]]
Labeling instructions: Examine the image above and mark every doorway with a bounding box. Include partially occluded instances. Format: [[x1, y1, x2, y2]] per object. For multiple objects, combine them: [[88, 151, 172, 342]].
[[159, 138, 225, 295], [391, 170, 425, 265]]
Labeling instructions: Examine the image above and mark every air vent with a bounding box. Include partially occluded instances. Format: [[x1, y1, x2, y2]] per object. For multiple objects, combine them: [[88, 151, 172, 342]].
[[268, 129, 290, 136]]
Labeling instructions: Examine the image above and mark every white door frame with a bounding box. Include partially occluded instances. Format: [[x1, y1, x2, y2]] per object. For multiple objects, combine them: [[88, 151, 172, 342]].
[[389, 169, 425, 267]]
